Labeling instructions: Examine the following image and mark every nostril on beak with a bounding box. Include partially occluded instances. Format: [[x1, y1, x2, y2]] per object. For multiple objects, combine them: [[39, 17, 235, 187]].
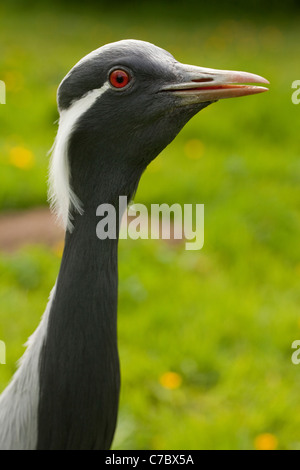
[[192, 77, 214, 83]]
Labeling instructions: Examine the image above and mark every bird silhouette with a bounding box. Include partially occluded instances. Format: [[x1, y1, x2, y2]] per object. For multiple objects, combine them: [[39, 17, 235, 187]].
[[0, 39, 268, 450]]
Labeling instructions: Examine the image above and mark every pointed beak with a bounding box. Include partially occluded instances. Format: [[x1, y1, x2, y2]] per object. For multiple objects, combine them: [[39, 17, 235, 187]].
[[162, 63, 269, 103]]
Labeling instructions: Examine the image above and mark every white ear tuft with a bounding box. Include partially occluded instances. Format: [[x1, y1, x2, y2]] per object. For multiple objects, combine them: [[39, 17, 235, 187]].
[[48, 114, 83, 232], [48, 83, 110, 231]]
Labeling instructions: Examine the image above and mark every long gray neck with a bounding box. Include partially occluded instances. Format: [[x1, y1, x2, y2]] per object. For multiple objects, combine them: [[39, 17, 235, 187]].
[[37, 205, 121, 450], [36, 114, 146, 449]]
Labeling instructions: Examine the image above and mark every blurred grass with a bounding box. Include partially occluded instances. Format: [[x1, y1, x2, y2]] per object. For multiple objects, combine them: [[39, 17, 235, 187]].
[[1, 3, 300, 450]]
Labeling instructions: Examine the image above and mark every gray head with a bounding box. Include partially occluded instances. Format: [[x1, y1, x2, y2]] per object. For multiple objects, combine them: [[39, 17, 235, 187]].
[[49, 39, 268, 229]]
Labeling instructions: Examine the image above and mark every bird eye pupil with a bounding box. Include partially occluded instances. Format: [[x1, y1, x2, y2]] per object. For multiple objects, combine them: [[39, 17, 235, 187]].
[[109, 69, 131, 89]]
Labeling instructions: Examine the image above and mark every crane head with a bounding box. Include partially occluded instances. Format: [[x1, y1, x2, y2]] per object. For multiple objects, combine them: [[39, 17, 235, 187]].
[[50, 39, 269, 229]]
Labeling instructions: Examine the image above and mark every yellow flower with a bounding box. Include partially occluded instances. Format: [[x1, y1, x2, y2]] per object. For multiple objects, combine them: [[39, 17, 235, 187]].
[[3, 71, 24, 92], [184, 139, 204, 160], [53, 240, 65, 258], [159, 371, 182, 390], [148, 158, 162, 173], [9, 146, 35, 169], [254, 433, 278, 450]]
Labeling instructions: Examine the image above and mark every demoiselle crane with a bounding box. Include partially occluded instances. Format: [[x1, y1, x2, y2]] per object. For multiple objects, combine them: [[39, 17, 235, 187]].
[[0, 40, 268, 449]]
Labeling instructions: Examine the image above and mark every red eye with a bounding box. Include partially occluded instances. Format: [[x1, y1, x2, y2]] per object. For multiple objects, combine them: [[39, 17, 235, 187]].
[[109, 69, 131, 88]]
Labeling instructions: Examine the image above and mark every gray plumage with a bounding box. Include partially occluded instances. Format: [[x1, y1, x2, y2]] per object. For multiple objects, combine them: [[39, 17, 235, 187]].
[[0, 39, 268, 450]]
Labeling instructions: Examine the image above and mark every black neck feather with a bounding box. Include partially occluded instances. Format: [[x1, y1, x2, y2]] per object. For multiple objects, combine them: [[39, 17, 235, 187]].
[[37, 206, 121, 449]]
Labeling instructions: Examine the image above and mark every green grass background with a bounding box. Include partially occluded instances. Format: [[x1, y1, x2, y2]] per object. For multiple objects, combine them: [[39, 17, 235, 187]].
[[0, 1, 300, 449]]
